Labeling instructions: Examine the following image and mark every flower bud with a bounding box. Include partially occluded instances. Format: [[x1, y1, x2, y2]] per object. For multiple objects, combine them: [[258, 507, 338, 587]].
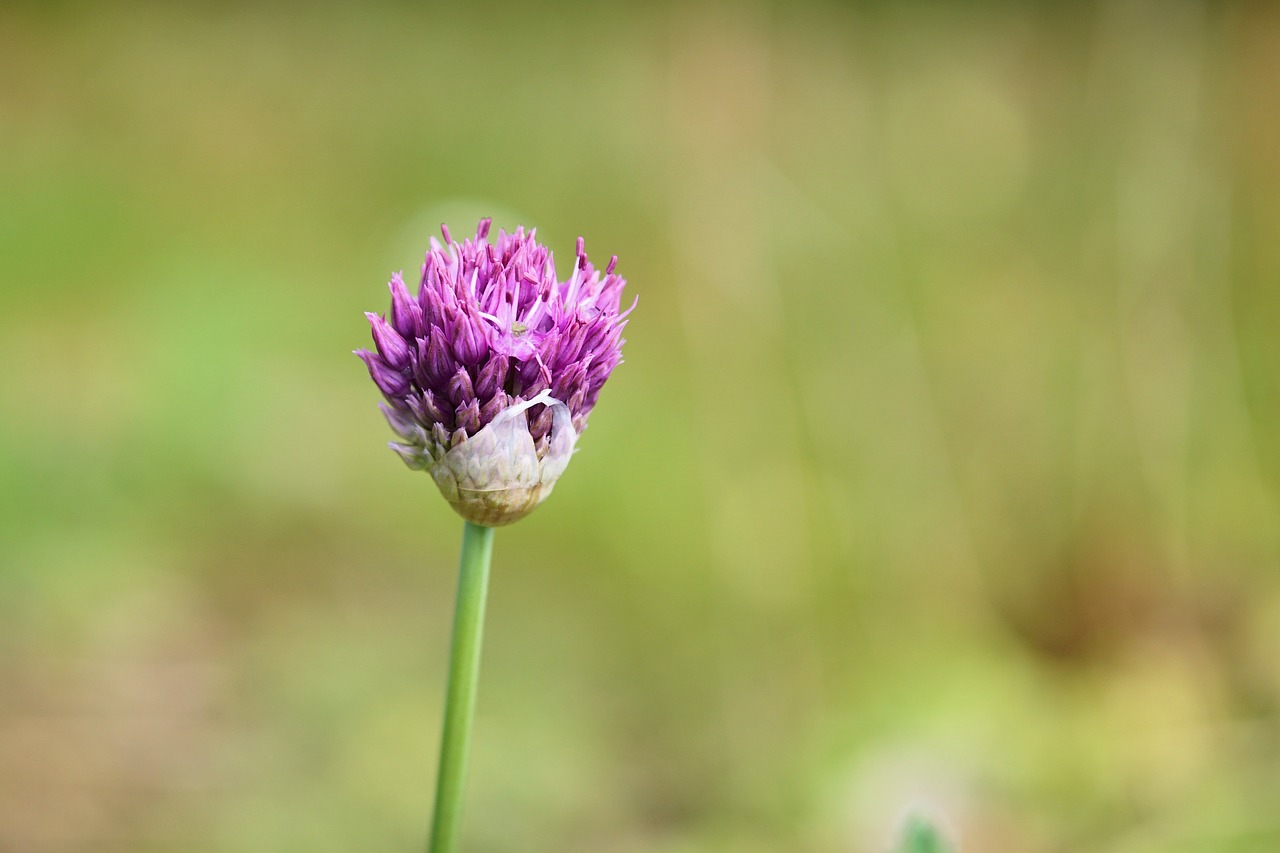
[[422, 327, 457, 390], [474, 354, 508, 400], [388, 273, 416, 338], [451, 310, 488, 366], [358, 220, 632, 525], [366, 312, 411, 370], [355, 349, 410, 397]]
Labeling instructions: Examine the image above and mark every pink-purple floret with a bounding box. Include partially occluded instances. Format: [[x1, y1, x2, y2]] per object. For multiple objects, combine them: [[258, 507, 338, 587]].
[[357, 218, 634, 456]]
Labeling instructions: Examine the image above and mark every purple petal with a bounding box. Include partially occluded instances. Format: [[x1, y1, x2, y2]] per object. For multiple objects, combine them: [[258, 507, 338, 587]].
[[422, 327, 457, 390], [474, 354, 509, 401], [379, 402, 418, 439], [388, 274, 415, 337], [529, 404, 554, 443], [447, 368, 476, 407], [366, 312, 411, 370], [479, 390, 508, 426], [356, 349, 409, 397], [451, 309, 488, 366], [455, 398, 481, 436]]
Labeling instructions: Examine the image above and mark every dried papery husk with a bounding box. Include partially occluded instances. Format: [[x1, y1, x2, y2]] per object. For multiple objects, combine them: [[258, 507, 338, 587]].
[[429, 391, 578, 526]]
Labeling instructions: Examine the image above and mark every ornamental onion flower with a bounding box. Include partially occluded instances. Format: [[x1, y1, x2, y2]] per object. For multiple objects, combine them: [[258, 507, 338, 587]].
[[356, 219, 634, 852], [356, 218, 634, 526]]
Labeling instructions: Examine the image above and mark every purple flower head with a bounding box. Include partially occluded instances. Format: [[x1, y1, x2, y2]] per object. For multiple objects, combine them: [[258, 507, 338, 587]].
[[357, 219, 634, 525]]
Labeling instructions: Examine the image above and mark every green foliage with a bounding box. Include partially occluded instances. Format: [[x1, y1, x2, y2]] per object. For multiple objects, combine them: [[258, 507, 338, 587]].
[[897, 816, 953, 853]]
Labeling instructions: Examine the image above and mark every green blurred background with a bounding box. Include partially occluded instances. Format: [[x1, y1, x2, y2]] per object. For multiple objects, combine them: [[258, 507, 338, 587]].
[[2, 2, 1279, 851]]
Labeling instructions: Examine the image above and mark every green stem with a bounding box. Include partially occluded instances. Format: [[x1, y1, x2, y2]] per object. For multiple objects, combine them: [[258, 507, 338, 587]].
[[428, 520, 495, 853]]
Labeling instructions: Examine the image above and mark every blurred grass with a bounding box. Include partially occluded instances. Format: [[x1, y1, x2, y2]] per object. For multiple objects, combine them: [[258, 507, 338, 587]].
[[1, 1, 1279, 851], [896, 817, 953, 853]]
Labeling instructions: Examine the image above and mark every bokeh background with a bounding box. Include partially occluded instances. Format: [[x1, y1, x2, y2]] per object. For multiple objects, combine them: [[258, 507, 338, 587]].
[[2, 1, 1279, 850]]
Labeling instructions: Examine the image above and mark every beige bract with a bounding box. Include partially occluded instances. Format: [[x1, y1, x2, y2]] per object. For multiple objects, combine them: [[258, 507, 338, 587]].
[[429, 392, 577, 526]]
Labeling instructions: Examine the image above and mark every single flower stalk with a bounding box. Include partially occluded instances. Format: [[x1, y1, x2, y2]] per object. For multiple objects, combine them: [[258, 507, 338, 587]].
[[356, 219, 632, 853]]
